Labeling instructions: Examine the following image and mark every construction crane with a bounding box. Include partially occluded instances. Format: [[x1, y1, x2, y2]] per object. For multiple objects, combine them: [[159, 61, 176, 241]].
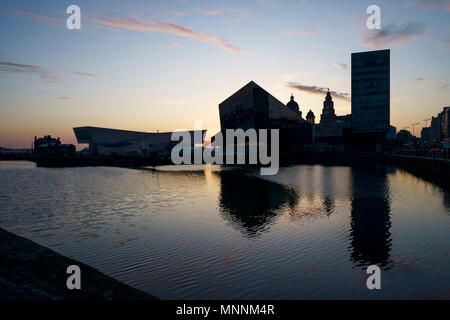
[[411, 123, 420, 137], [423, 118, 431, 127]]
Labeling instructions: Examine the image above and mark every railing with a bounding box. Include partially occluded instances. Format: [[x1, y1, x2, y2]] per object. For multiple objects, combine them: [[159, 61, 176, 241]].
[[391, 150, 449, 161]]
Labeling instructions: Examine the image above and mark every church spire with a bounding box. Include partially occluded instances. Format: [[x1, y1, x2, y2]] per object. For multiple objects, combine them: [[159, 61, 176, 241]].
[[320, 89, 337, 127], [325, 88, 332, 102]]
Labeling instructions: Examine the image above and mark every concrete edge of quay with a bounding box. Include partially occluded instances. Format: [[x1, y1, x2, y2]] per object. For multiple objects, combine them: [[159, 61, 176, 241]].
[[0, 227, 157, 300]]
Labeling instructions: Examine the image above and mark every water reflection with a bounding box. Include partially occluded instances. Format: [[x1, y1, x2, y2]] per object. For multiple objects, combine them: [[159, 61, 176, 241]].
[[218, 171, 298, 237], [348, 166, 392, 268], [442, 191, 450, 215], [322, 196, 335, 216], [321, 167, 336, 216], [1, 162, 449, 299]]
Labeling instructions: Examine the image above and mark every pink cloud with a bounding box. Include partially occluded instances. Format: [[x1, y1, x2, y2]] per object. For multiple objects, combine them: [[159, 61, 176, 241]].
[[332, 63, 348, 70], [12, 9, 65, 23], [441, 40, 450, 45], [285, 82, 350, 101], [72, 72, 103, 78], [361, 23, 425, 49], [90, 14, 245, 54], [0, 61, 63, 83], [197, 9, 223, 16], [283, 28, 323, 36], [406, 0, 450, 11], [195, 8, 248, 22], [196, 8, 244, 16], [0, 61, 102, 83], [259, 0, 275, 7], [172, 11, 187, 16]]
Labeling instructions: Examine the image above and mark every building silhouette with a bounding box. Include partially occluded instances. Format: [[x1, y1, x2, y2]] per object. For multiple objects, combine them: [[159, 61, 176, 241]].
[[286, 94, 302, 118], [218, 81, 313, 153], [73, 126, 205, 156], [33, 135, 75, 155], [306, 110, 315, 125], [314, 90, 351, 152], [442, 107, 450, 139], [431, 115, 442, 142], [421, 126, 432, 146], [396, 129, 414, 146], [417, 106, 450, 148], [351, 49, 390, 151], [320, 90, 337, 127]]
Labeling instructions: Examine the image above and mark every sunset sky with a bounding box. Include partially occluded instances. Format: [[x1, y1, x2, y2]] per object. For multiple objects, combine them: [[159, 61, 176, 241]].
[[1, 0, 449, 148]]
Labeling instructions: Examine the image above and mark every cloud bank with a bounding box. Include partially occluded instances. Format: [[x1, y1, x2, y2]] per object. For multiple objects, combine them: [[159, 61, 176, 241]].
[[361, 23, 425, 48], [0, 61, 102, 83], [91, 14, 245, 54], [283, 28, 323, 36], [406, 0, 450, 11], [0, 61, 63, 83], [11, 8, 245, 55], [72, 72, 103, 78], [285, 82, 350, 101], [332, 63, 348, 70], [12, 9, 65, 23]]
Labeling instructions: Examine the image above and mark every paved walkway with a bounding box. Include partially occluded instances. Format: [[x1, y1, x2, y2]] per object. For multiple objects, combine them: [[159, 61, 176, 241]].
[[0, 228, 156, 300]]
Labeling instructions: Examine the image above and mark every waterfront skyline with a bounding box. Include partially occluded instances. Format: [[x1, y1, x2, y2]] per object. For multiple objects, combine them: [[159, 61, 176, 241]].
[[1, 0, 450, 148]]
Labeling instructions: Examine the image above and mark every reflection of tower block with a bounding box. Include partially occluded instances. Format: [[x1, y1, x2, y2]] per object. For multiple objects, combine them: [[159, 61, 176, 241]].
[[349, 167, 392, 267]]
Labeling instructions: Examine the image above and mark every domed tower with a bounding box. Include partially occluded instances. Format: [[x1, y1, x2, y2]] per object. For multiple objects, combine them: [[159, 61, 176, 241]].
[[320, 89, 337, 127], [306, 109, 315, 124], [286, 94, 302, 118]]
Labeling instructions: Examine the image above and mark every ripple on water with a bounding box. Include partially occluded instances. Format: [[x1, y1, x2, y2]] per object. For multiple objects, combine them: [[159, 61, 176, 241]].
[[0, 162, 449, 299]]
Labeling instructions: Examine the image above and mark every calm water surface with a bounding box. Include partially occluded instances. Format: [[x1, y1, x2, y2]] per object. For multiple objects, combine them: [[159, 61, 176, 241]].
[[0, 161, 449, 299]]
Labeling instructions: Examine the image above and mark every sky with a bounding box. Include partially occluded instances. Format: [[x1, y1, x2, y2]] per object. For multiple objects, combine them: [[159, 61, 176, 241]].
[[0, 0, 449, 148]]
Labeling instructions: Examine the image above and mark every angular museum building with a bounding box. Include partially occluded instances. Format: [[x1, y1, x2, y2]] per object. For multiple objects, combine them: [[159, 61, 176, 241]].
[[73, 126, 205, 156], [218, 81, 313, 153]]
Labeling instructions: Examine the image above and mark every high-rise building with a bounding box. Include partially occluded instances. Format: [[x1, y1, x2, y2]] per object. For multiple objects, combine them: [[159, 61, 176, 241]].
[[351, 49, 390, 150], [421, 127, 432, 145], [387, 125, 397, 141], [397, 129, 413, 145], [431, 115, 442, 142], [442, 107, 450, 139]]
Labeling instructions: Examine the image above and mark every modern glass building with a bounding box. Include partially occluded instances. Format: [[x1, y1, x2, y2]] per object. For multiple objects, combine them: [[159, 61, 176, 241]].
[[351, 49, 390, 134], [217, 81, 313, 152]]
